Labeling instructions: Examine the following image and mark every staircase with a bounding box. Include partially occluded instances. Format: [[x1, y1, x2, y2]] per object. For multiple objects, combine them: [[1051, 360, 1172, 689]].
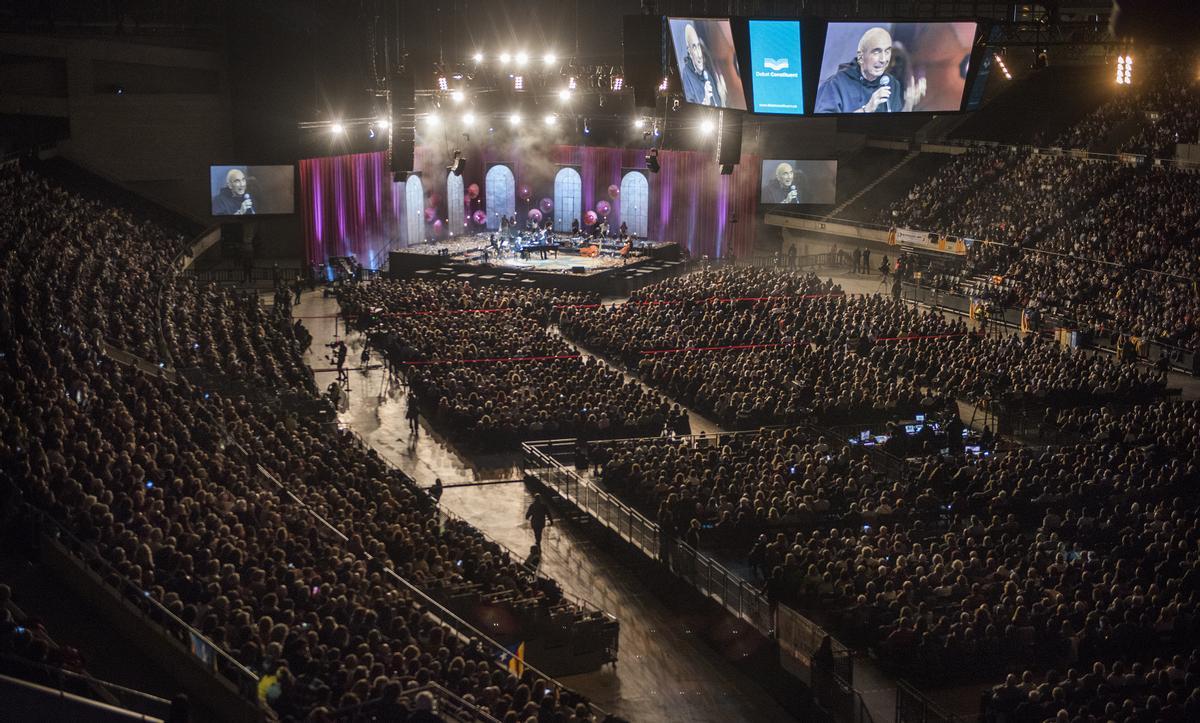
[[825, 151, 920, 221]]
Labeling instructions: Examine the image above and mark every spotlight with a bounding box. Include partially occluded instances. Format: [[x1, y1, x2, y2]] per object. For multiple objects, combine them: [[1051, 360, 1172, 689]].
[[499, 52, 512, 64], [463, 112, 476, 125], [1116, 54, 1133, 85], [451, 90, 465, 103], [437, 76, 449, 92], [544, 53, 557, 65], [699, 118, 714, 135], [558, 88, 572, 101], [659, 76, 669, 91], [376, 118, 390, 130], [611, 74, 624, 91], [330, 122, 345, 134], [994, 54, 1012, 81], [509, 112, 521, 126], [515, 51, 528, 66], [473, 52, 484, 63], [427, 113, 440, 127], [568, 76, 577, 90], [544, 113, 557, 126], [514, 75, 524, 91], [633, 118, 645, 130]]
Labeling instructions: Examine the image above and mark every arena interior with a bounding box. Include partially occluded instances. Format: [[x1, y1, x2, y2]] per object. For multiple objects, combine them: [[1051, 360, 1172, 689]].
[[3, 2, 1200, 722]]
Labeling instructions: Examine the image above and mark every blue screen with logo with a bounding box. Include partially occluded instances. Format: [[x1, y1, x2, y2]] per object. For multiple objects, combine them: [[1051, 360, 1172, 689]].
[[748, 20, 804, 115]]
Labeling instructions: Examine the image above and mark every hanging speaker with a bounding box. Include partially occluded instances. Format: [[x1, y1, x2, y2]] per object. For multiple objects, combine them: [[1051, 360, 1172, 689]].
[[389, 71, 415, 175], [715, 110, 742, 169], [624, 15, 664, 110]]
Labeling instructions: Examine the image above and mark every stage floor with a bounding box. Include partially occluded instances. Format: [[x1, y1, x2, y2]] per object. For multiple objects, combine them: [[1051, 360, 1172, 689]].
[[487, 252, 635, 274]]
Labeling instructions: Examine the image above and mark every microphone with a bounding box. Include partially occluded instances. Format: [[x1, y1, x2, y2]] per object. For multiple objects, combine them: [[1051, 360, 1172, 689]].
[[242, 193, 254, 214], [787, 184, 797, 203], [877, 76, 890, 113]]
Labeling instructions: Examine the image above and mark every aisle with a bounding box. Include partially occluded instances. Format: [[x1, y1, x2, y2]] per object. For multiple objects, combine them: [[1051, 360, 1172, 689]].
[[294, 289, 795, 723]]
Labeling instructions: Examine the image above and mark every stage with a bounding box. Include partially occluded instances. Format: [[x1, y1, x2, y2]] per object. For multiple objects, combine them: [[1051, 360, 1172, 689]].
[[388, 234, 687, 295]]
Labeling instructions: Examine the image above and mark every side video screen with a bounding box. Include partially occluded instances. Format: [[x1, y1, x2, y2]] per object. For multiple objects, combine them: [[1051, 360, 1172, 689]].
[[760, 160, 837, 205], [210, 165, 294, 216]]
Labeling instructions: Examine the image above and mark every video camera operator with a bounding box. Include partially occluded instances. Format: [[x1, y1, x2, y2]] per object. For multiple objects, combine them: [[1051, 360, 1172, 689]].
[[328, 340, 348, 381]]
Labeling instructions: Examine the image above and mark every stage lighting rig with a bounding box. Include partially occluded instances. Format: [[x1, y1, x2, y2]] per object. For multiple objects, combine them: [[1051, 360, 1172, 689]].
[[1116, 54, 1133, 84]]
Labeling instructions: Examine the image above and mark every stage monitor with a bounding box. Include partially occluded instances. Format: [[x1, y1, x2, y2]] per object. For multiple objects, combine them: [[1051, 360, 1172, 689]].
[[667, 17, 747, 110], [210, 165, 294, 216], [747, 19, 805, 115], [814, 21, 978, 114], [760, 160, 837, 205]]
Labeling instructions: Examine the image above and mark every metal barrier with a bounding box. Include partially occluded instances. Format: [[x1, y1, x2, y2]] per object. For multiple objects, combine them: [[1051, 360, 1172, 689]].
[[522, 440, 857, 692], [27, 507, 262, 702], [184, 266, 304, 285], [896, 680, 974, 723]]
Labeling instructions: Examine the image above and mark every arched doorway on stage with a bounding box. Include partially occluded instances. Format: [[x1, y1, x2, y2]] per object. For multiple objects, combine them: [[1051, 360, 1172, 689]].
[[485, 165, 515, 230], [553, 167, 582, 232], [620, 171, 649, 238]]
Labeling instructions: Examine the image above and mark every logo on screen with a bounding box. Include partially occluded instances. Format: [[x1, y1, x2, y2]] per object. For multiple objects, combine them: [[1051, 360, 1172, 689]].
[[763, 57, 790, 71]]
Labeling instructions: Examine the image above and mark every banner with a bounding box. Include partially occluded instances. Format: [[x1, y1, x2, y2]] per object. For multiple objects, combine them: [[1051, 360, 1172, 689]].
[[894, 227, 930, 246]]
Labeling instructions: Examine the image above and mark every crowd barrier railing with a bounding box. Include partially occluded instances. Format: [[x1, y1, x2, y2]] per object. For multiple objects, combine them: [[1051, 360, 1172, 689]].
[[521, 439, 859, 703], [24, 506, 263, 709], [895, 679, 975, 723], [239, 448, 609, 719]]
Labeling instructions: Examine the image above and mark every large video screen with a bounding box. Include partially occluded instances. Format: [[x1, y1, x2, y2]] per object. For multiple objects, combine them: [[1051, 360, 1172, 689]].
[[747, 19, 804, 115], [210, 165, 294, 216], [814, 21, 978, 114], [760, 160, 837, 205], [668, 17, 747, 110]]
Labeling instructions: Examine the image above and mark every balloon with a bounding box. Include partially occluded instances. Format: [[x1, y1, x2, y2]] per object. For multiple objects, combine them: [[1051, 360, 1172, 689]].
[[608, 184, 620, 199], [539, 197, 554, 214], [583, 210, 597, 225], [596, 200, 611, 216], [527, 209, 543, 223], [424, 207, 437, 223], [467, 183, 480, 199], [432, 219, 444, 233], [472, 210, 487, 225]]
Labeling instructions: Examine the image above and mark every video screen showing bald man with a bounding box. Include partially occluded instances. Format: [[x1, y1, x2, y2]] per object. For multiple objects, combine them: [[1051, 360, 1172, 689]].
[[760, 160, 837, 205], [668, 17, 747, 110], [814, 21, 978, 114], [210, 165, 295, 216]]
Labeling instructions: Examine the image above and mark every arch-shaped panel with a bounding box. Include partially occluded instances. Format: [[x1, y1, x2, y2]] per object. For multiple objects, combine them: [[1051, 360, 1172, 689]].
[[404, 175, 425, 244], [485, 165, 515, 230], [447, 173, 465, 235], [619, 171, 650, 238], [553, 167, 582, 232]]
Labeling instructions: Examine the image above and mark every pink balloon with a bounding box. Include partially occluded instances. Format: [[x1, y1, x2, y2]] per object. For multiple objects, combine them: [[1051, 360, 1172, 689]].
[[539, 197, 554, 214], [472, 210, 487, 224], [596, 200, 611, 216], [528, 209, 543, 223], [583, 210, 597, 225], [467, 183, 480, 199], [608, 184, 620, 199], [432, 219, 444, 233], [424, 207, 436, 223]]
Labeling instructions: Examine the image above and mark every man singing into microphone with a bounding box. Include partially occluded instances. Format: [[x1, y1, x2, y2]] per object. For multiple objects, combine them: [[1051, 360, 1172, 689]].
[[679, 22, 727, 108], [212, 168, 255, 215], [763, 162, 804, 204], [814, 27, 924, 114]]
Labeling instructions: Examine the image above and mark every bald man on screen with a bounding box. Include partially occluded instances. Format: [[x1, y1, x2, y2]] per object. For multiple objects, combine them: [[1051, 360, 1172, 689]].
[[814, 27, 925, 113]]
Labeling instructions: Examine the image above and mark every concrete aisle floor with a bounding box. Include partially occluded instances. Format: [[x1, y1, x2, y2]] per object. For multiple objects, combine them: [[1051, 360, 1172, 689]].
[[294, 289, 795, 723]]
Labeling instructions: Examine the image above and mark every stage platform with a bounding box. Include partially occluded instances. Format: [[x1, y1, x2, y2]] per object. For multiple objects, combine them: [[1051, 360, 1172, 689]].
[[388, 235, 688, 296]]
